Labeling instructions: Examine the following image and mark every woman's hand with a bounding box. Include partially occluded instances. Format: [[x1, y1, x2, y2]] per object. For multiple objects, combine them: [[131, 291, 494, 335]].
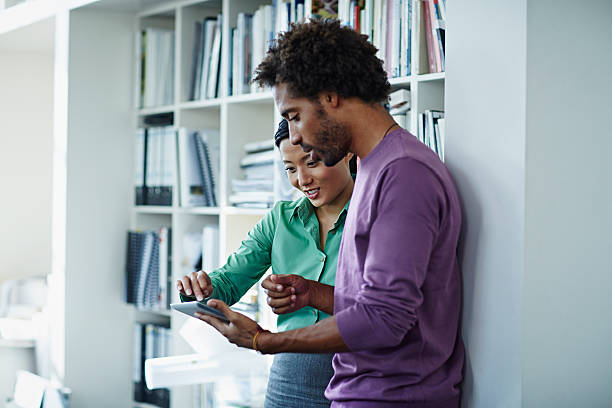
[[176, 270, 213, 301], [261, 274, 312, 314], [195, 299, 262, 350]]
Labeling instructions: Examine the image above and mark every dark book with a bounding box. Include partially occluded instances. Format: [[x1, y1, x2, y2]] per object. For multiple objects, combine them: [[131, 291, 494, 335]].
[[193, 132, 217, 206], [189, 21, 204, 101], [125, 232, 145, 304]]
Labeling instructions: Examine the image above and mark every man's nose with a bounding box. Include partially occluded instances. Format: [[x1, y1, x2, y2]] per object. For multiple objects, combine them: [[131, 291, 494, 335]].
[[289, 126, 302, 145]]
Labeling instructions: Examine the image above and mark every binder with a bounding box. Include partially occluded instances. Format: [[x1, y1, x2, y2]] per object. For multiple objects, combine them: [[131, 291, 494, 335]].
[[193, 132, 217, 206]]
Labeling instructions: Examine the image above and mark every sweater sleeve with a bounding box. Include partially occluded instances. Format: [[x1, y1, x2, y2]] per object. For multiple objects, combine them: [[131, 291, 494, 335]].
[[335, 158, 445, 351]]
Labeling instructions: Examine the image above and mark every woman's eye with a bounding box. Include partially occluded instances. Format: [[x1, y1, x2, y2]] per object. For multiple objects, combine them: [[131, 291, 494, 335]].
[[285, 167, 296, 173], [307, 161, 319, 167]]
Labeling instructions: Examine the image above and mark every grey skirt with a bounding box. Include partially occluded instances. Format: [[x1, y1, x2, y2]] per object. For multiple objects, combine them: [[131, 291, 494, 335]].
[[264, 353, 335, 408]]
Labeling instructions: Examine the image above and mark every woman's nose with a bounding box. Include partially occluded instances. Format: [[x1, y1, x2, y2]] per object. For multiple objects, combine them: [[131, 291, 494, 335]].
[[298, 170, 312, 187]]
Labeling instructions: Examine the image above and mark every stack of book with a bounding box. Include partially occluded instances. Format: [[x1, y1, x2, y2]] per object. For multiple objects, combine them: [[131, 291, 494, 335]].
[[388, 88, 410, 128], [230, 139, 276, 208], [177, 128, 219, 207], [134, 126, 176, 206], [421, 0, 446, 73], [338, 0, 412, 78], [139, 27, 175, 108], [125, 228, 172, 310], [229, 0, 339, 96], [188, 14, 223, 101], [134, 323, 171, 408], [417, 109, 445, 161]]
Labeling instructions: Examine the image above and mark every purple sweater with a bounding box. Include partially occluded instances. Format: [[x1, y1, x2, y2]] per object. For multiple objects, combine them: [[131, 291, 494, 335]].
[[325, 129, 464, 407]]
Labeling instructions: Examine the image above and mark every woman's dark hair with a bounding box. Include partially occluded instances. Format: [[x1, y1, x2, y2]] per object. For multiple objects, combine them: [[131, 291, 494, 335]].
[[254, 19, 390, 104], [274, 118, 289, 147]]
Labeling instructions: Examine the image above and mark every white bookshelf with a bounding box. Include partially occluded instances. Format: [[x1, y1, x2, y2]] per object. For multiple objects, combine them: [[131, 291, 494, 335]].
[[0, 0, 445, 407]]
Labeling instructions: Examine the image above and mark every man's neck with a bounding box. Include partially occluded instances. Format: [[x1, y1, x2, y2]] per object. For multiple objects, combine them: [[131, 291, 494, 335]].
[[343, 102, 398, 159]]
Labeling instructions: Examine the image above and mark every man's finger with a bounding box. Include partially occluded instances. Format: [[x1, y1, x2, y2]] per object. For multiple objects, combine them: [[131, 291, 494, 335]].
[[268, 295, 294, 308], [197, 313, 228, 333], [270, 274, 297, 285], [261, 277, 287, 292], [272, 305, 294, 315], [266, 287, 293, 298], [206, 299, 235, 322]]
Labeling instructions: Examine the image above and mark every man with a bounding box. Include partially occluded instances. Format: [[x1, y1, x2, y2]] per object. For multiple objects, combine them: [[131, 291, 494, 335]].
[[194, 19, 464, 407]]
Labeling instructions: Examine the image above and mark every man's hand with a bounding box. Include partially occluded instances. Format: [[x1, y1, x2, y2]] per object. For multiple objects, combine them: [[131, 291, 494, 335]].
[[261, 274, 311, 314], [177, 270, 212, 301], [195, 299, 261, 350]]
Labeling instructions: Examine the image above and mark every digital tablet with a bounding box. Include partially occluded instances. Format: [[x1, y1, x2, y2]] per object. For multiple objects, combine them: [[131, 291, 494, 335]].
[[170, 301, 230, 324]]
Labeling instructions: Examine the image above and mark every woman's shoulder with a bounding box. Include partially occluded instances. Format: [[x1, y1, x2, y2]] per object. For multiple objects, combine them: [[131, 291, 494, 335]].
[[270, 196, 309, 219]]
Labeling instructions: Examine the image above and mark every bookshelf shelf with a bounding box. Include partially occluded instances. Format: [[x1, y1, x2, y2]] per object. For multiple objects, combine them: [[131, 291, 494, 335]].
[[417, 72, 445, 82], [133, 206, 174, 214], [0, 338, 35, 348], [179, 206, 221, 215], [138, 105, 176, 116], [179, 98, 222, 110], [225, 90, 274, 105], [389, 75, 412, 87], [134, 308, 173, 318]]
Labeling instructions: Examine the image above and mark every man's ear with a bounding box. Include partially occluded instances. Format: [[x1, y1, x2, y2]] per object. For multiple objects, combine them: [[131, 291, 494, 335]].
[[320, 92, 340, 109]]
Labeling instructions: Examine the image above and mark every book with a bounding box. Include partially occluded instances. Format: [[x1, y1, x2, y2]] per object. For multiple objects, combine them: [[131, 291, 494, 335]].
[[198, 18, 217, 100], [206, 15, 222, 99], [178, 128, 220, 207], [141, 28, 174, 107], [240, 149, 276, 167], [134, 128, 146, 205], [243, 138, 275, 153], [126, 229, 172, 310], [189, 21, 203, 101], [422, 0, 438, 73], [244, 163, 274, 180], [193, 132, 217, 206]]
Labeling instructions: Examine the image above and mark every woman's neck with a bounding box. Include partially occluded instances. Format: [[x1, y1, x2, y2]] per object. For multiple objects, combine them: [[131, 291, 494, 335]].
[[315, 179, 354, 223]]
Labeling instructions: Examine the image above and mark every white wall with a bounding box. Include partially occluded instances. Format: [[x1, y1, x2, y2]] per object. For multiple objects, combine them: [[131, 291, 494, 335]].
[[445, 0, 526, 406], [523, 1, 612, 406], [448, 1, 612, 406], [61, 9, 135, 407], [0, 49, 54, 284]]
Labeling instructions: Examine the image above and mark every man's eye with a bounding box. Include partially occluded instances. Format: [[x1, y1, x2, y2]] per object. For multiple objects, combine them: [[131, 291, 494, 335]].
[[288, 114, 299, 121]]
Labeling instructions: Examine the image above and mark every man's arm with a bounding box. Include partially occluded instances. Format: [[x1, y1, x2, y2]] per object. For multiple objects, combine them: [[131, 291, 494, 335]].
[[259, 315, 348, 353], [308, 280, 334, 315], [195, 299, 349, 353]]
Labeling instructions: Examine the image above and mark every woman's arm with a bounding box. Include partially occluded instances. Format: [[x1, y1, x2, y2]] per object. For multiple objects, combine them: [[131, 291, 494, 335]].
[[177, 206, 277, 306]]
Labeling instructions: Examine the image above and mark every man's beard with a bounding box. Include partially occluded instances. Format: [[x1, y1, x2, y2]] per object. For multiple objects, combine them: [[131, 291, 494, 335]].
[[307, 110, 352, 167]]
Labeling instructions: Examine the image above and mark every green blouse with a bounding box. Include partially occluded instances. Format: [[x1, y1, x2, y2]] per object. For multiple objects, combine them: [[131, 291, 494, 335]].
[[182, 196, 349, 332]]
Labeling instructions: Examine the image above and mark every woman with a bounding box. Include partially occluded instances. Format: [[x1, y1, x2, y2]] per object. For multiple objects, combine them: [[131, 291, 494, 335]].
[[177, 118, 354, 407]]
